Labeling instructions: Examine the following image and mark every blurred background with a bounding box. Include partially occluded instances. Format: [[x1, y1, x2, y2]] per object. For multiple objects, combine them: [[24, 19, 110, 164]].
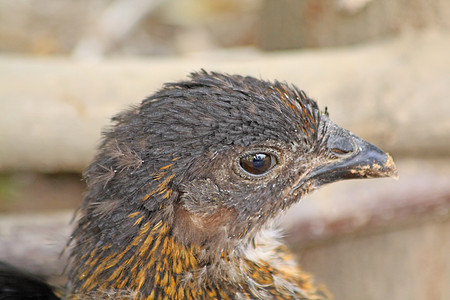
[[0, 0, 449, 299]]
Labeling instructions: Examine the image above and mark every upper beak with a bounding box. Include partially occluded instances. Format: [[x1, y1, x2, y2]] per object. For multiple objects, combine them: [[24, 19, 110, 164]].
[[293, 134, 398, 191]]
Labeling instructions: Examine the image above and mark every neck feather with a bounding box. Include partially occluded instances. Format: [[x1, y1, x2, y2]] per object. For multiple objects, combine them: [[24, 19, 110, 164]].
[[68, 215, 326, 299]]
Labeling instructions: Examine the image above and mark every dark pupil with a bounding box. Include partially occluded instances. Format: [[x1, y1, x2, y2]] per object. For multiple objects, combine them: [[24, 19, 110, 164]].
[[240, 153, 273, 175], [252, 154, 266, 169]]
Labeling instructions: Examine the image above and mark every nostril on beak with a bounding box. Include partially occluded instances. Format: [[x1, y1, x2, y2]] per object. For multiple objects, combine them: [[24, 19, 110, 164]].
[[327, 135, 355, 156], [330, 148, 352, 155]]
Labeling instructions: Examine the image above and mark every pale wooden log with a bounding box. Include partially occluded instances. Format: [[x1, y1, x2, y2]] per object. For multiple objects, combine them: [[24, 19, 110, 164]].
[[0, 211, 72, 281], [1, 31, 450, 172]]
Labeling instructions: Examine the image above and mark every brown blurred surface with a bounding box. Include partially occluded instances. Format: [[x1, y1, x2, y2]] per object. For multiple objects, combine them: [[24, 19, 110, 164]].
[[0, 0, 260, 57], [2, 0, 450, 56], [0, 173, 83, 213], [259, 0, 450, 50]]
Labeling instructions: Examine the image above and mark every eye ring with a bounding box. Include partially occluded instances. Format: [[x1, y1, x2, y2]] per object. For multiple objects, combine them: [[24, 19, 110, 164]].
[[239, 152, 277, 177]]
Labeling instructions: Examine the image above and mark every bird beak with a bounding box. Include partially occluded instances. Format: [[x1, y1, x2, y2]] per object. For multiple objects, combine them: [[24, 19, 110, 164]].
[[309, 135, 398, 187], [292, 134, 398, 193]]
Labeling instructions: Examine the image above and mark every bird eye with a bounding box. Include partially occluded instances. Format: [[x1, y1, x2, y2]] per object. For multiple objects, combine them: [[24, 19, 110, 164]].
[[240, 153, 276, 176]]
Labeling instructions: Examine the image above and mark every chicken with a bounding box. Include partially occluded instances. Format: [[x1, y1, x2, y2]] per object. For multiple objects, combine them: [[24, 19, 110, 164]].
[[1, 71, 397, 299]]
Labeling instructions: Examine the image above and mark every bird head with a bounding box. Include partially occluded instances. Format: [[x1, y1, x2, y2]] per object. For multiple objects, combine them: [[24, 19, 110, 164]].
[[80, 71, 397, 254]]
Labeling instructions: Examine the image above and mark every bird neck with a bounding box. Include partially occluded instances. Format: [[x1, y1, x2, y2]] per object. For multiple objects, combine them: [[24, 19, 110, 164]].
[[70, 214, 198, 297], [69, 209, 324, 299]]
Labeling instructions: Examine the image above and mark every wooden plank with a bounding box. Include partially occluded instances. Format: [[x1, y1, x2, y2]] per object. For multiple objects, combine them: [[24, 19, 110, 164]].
[[0, 32, 449, 172]]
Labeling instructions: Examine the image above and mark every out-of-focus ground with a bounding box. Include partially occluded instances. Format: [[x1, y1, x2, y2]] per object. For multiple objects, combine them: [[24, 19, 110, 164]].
[[0, 1, 449, 299]]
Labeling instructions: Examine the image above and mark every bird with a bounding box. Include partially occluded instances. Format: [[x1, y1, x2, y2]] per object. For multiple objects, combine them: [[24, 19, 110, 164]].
[[0, 262, 60, 300], [1, 71, 397, 299]]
